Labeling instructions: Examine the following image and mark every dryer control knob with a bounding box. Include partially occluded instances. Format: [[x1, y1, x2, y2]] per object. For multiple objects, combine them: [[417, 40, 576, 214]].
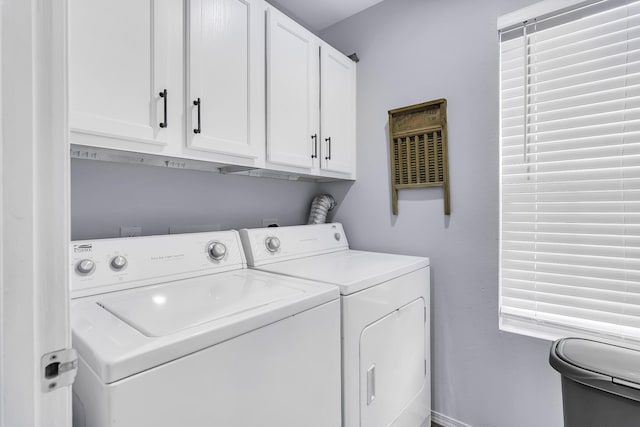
[[208, 242, 227, 261], [265, 236, 281, 252], [76, 259, 96, 275], [110, 255, 127, 271]]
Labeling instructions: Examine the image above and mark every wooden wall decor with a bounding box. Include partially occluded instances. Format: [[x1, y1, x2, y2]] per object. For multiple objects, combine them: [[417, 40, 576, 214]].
[[388, 99, 450, 215]]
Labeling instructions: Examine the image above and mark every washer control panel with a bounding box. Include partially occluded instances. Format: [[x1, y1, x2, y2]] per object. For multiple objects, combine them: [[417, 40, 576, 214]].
[[70, 230, 245, 298], [239, 223, 349, 266]]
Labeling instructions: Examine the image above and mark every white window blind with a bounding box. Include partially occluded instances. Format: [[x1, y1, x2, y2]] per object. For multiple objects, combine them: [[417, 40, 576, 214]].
[[499, 0, 640, 344]]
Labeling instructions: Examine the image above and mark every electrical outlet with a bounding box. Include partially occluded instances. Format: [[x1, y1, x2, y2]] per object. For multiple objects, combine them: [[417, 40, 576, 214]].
[[120, 226, 142, 237], [262, 218, 279, 227]]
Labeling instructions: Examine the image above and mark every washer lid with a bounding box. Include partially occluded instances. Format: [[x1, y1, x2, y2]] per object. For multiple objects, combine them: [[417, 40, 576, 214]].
[[72, 269, 339, 383], [556, 338, 640, 386], [255, 250, 429, 295], [97, 274, 303, 337]]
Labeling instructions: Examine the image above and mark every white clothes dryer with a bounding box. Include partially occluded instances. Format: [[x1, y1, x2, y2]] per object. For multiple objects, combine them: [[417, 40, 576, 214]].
[[240, 223, 431, 427], [70, 230, 341, 427]]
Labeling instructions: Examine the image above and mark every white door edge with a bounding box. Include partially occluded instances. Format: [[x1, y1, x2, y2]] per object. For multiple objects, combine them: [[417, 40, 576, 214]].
[[1, 0, 72, 426]]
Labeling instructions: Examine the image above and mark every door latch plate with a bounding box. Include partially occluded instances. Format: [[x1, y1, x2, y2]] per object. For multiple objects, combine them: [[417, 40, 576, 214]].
[[41, 348, 78, 392]]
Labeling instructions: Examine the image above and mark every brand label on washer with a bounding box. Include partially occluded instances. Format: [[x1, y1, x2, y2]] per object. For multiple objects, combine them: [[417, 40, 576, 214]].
[[73, 244, 92, 253]]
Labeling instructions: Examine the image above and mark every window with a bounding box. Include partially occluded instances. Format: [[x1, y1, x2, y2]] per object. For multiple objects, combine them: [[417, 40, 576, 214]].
[[499, 0, 640, 344]]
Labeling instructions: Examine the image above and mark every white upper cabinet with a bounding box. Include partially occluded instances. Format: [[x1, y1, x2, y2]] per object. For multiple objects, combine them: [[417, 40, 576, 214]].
[[187, 0, 265, 162], [265, 8, 357, 179], [69, 0, 182, 152], [266, 8, 320, 171], [320, 43, 356, 176], [69, 0, 354, 179]]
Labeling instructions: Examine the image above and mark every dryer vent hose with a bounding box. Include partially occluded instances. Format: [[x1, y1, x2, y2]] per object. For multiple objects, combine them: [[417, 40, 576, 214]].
[[307, 194, 336, 225]]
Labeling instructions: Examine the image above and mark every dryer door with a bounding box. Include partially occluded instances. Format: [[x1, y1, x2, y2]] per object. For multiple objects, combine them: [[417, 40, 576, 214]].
[[360, 298, 426, 427]]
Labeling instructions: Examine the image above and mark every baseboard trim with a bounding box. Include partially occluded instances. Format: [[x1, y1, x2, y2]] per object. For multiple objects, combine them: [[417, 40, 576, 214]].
[[432, 410, 472, 427]]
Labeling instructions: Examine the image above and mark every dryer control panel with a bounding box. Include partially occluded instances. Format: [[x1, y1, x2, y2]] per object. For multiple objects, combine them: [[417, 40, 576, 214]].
[[70, 230, 246, 298], [239, 223, 349, 266]]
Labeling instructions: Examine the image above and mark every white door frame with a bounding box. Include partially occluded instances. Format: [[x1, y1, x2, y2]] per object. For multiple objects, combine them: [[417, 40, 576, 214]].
[[1, 0, 71, 426]]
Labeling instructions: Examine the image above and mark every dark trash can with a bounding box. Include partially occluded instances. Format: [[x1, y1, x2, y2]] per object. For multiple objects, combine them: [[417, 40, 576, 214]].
[[550, 338, 640, 427]]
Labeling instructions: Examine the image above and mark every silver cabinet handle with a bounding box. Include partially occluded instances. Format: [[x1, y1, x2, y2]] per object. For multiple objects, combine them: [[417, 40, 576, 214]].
[[367, 364, 376, 405]]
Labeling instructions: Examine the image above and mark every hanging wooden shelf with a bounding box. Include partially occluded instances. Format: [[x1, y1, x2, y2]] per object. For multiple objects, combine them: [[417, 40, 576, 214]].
[[388, 99, 450, 215]]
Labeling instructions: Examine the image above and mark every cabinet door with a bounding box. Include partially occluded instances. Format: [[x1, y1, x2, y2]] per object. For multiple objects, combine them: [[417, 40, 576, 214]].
[[266, 8, 319, 170], [188, 0, 264, 160], [320, 43, 356, 175], [69, 0, 180, 150]]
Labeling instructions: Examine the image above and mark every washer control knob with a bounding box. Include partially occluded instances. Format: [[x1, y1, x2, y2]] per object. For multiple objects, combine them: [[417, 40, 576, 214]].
[[110, 255, 127, 271], [76, 259, 95, 275], [208, 242, 227, 261], [265, 236, 281, 252]]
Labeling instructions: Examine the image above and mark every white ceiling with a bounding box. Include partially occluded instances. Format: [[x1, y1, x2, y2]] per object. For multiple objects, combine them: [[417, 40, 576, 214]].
[[267, 0, 384, 32]]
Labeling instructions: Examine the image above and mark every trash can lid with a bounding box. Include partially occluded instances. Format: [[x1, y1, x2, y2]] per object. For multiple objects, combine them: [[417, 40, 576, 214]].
[[556, 338, 640, 386]]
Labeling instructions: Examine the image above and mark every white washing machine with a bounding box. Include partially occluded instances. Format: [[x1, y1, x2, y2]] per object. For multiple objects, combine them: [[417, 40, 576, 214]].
[[70, 230, 342, 427], [239, 223, 431, 427]]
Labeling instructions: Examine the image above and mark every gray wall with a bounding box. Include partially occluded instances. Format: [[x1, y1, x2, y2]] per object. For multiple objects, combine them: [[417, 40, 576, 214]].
[[319, 0, 563, 426], [71, 159, 320, 240]]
